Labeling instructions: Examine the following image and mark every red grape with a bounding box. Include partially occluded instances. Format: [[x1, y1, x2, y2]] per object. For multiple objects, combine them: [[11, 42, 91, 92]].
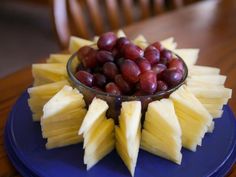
[[75, 71, 93, 87], [105, 82, 121, 95], [168, 58, 184, 72], [144, 46, 160, 64], [80, 48, 97, 68], [120, 59, 141, 83], [160, 49, 172, 64], [115, 74, 131, 94], [136, 57, 151, 73], [96, 50, 114, 64], [97, 32, 117, 51], [77, 46, 93, 59], [156, 80, 168, 92], [122, 43, 144, 61], [116, 37, 130, 49], [161, 68, 183, 87], [152, 63, 166, 74], [139, 71, 157, 94], [151, 41, 164, 51], [103, 62, 119, 80], [93, 73, 107, 87]]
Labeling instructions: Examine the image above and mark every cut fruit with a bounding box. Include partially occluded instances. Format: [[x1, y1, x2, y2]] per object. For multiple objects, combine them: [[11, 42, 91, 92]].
[[133, 35, 148, 49], [141, 99, 182, 164], [116, 101, 142, 176], [47, 54, 72, 63], [187, 75, 226, 85], [69, 36, 94, 53], [79, 98, 115, 170], [208, 109, 224, 118], [189, 65, 220, 75], [117, 29, 126, 37], [173, 49, 199, 67], [187, 86, 232, 99], [27, 80, 69, 121], [41, 85, 86, 149], [170, 86, 213, 151], [160, 37, 177, 51], [32, 63, 67, 86]]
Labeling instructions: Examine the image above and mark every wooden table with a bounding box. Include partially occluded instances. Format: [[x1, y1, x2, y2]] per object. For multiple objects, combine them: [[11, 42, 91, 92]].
[[0, 0, 236, 176]]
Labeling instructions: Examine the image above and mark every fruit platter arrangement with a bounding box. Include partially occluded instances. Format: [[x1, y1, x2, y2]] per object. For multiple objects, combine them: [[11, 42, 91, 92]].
[[5, 30, 236, 177]]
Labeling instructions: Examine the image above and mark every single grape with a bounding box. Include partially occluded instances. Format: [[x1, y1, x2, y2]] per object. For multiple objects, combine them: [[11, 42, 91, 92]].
[[103, 62, 119, 80], [96, 50, 114, 64], [115, 74, 131, 94], [152, 63, 166, 74], [122, 43, 144, 61], [161, 68, 183, 87], [136, 57, 151, 73], [97, 32, 117, 51], [139, 71, 157, 94], [160, 49, 172, 64], [116, 37, 130, 49], [120, 59, 141, 83], [93, 73, 107, 88], [105, 82, 121, 95], [80, 48, 97, 68], [77, 46, 93, 59], [144, 46, 160, 64], [151, 41, 164, 51], [75, 71, 93, 87], [156, 80, 168, 92], [168, 58, 184, 72]]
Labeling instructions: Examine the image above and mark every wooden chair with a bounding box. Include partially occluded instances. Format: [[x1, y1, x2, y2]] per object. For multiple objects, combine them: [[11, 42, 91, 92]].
[[51, 0, 184, 49]]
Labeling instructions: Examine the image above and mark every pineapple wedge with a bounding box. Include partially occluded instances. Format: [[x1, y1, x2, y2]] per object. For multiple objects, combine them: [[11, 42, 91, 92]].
[[116, 101, 142, 176], [79, 98, 115, 170], [141, 99, 182, 164], [28, 80, 69, 121], [189, 65, 220, 75], [41, 85, 86, 149], [32, 63, 67, 86], [170, 86, 213, 151], [69, 36, 94, 53], [160, 37, 177, 51], [117, 29, 127, 38], [133, 35, 148, 49], [187, 75, 226, 85], [173, 49, 199, 67], [47, 54, 72, 63]]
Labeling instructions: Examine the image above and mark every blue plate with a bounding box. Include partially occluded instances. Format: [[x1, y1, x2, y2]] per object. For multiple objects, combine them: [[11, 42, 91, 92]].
[[5, 91, 236, 177], [4, 118, 37, 177]]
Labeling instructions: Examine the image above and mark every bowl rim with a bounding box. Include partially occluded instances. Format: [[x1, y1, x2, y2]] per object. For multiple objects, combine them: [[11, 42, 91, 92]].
[[66, 51, 188, 99]]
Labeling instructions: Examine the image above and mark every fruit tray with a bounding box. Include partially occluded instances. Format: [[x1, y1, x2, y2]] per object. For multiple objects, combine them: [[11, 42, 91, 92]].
[[4, 91, 236, 177]]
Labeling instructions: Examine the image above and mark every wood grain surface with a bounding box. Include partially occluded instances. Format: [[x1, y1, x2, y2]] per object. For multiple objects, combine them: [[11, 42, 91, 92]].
[[0, 0, 236, 176]]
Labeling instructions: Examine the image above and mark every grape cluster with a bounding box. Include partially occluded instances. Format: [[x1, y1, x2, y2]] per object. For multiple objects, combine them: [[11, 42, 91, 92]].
[[75, 32, 185, 96]]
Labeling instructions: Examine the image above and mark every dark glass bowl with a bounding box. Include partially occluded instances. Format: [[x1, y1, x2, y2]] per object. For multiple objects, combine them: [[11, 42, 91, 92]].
[[67, 52, 188, 122]]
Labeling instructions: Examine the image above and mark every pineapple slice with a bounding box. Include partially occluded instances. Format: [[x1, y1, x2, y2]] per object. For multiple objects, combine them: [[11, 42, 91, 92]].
[[160, 37, 177, 51], [133, 35, 148, 49], [189, 65, 220, 75], [173, 49, 199, 67], [46, 132, 83, 149], [170, 86, 213, 151], [41, 85, 86, 149], [187, 75, 226, 85], [69, 36, 94, 53], [117, 29, 127, 37], [28, 80, 69, 121], [141, 99, 182, 164], [47, 54, 72, 63], [116, 101, 142, 176], [79, 98, 115, 170], [32, 63, 67, 86]]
